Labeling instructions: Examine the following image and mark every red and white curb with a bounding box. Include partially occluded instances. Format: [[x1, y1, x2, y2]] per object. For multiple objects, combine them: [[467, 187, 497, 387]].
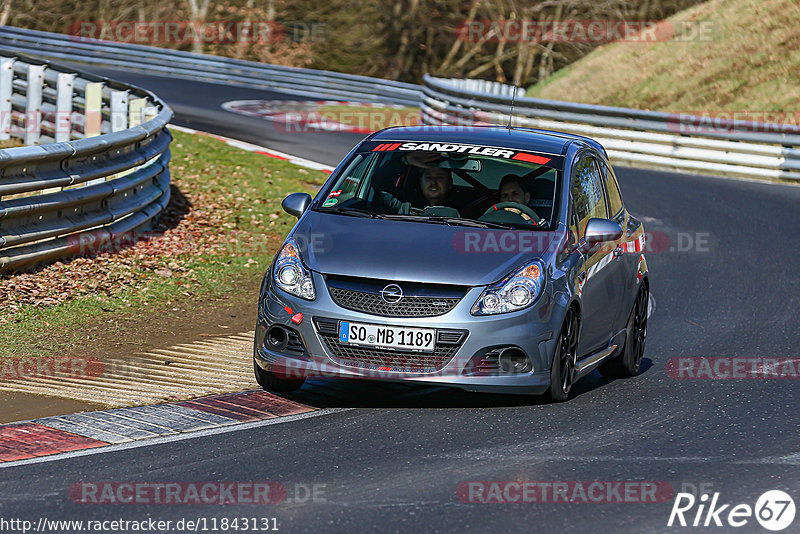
[[168, 124, 335, 173], [0, 390, 318, 464]]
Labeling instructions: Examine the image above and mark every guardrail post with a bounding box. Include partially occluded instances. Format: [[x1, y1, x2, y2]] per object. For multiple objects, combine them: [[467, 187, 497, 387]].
[[142, 105, 158, 123], [0, 58, 13, 141], [24, 64, 44, 145], [128, 97, 146, 127], [83, 82, 104, 186], [110, 90, 128, 132], [55, 72, 74, 143], [84, 82, 103, 138]]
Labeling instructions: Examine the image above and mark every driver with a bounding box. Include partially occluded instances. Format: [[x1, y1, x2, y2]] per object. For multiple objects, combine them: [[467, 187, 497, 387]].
[[498, 174, 530, 205]]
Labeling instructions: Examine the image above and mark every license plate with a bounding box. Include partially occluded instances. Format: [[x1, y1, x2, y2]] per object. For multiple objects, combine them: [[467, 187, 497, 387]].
[[338, 322, 435, 353]]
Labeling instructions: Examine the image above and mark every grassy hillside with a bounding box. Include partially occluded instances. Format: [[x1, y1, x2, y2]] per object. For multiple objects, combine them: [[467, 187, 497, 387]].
[[527, 0, 800, 116]]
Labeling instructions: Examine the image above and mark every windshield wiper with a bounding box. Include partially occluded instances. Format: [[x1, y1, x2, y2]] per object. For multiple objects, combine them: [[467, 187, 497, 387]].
[[434, 217, 518, 229], [316, 207, 388, 219], [383, 214, 515, 229]]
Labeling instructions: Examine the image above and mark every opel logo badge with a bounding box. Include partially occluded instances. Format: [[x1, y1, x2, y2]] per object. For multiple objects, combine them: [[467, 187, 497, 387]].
[[380, 284, 404, 304]]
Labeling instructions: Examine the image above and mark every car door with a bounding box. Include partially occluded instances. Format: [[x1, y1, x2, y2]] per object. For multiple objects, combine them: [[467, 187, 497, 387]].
[[598, 159, 636, 333], [570, 153, 618, 356]]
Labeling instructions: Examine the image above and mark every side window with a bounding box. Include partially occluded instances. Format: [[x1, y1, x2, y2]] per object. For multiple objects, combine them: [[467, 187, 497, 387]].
[[601, 161, 624, 217], [571, 155, 608, 238]]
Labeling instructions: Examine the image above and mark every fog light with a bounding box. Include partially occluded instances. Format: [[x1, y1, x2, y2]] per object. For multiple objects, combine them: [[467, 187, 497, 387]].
[[265, 325, 289, 350], [498, 348, 532, 373]]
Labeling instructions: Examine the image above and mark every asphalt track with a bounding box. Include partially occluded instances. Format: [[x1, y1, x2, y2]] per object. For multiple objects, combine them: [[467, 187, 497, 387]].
[[2, 69, 799, 533]]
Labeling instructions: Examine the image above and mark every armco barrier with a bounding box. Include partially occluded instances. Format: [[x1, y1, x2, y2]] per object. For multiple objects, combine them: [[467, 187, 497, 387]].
[[421, 75, 800, 181], [0, 26, 422, 107], [0, 52, 172, 271]]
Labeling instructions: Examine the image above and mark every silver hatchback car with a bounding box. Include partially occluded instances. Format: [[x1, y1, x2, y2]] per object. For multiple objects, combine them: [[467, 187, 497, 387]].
[[254, 126, 649, 401]]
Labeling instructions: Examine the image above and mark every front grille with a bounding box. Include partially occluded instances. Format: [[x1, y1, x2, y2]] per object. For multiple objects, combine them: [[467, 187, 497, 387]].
[[328, 287, 461, 317], [314, 318, 466, 373]]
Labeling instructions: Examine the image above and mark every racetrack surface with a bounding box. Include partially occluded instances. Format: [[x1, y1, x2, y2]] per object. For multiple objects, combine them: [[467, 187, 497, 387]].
[[66, 65, 367, 166], [2, 69, 798, 532]]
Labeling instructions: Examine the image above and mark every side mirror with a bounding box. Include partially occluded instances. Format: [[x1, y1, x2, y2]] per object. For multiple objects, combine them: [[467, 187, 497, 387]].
[[584, 218, 623, 246], [281, 192, 312, 218]]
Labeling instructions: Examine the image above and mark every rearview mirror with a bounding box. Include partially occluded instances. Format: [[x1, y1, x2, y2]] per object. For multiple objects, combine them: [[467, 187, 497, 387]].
[[438, 158, 482, 172], [282, 192, 312, 218], [584, 218, 623, 246]]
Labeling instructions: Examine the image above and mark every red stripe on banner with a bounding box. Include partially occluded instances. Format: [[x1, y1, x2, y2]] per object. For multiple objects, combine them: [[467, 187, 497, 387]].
[[387, 143, 402, 150], [511, 153, 551, 165], [372, 144, 388, 151], [0, 423, 106, 462]]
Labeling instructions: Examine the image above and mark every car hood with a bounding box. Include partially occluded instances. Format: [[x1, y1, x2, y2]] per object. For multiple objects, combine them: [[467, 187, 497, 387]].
[[291, 211, 563, 287]]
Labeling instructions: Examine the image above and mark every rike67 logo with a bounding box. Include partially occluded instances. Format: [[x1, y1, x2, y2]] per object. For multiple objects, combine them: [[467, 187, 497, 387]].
[[668, 490, 795, 531]]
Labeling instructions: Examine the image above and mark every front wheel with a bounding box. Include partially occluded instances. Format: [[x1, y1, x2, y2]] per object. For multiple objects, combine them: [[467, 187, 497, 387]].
[[599, 285, 648, 378], [254, 360, 305, 393], [547, 307, 579, 402]]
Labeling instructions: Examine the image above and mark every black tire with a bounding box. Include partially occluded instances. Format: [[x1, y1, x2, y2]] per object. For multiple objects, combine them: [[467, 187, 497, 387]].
[[598, 285, 648, 378], [254, 359, 305, 393], [547, 307, 579, 402]]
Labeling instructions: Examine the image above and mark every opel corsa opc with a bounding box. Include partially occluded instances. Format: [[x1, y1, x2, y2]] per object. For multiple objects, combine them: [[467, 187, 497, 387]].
[[254, 126, 649, 401]]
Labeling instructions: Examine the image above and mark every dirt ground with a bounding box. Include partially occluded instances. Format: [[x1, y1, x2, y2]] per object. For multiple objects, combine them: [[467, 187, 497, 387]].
[[0, 273, 263, 424]]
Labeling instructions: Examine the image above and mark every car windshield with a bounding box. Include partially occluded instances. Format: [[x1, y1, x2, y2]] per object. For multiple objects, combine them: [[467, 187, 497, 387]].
[[314, 141, 564, 230]]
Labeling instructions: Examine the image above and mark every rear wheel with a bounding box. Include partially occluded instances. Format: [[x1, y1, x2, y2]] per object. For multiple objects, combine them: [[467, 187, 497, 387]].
[[599, 285, 648, 378], [254, 359, 305, 393], [547, 307, 579, 402]]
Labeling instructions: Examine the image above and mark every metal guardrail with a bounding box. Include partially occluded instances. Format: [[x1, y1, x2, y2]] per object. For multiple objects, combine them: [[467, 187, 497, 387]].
[[0, 52, 172, 271], [0, 26, 422, 107], [422, 75, 800, 181]]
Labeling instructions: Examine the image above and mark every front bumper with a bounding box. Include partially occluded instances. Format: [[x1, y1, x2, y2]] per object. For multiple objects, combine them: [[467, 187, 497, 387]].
[[254, 272, 561, 394]]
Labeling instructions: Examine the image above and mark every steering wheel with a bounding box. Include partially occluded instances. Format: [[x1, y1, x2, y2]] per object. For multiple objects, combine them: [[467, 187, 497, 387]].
[[480, 202, 545, 226]]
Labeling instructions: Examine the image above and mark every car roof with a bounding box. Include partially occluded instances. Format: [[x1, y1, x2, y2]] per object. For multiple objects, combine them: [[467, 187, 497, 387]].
[[367, 126, 607, 157]]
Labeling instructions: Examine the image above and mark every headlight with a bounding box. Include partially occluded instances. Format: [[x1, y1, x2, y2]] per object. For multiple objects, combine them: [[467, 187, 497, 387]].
[[273, 238, 316, 300], [471, 260, 546, 315]]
